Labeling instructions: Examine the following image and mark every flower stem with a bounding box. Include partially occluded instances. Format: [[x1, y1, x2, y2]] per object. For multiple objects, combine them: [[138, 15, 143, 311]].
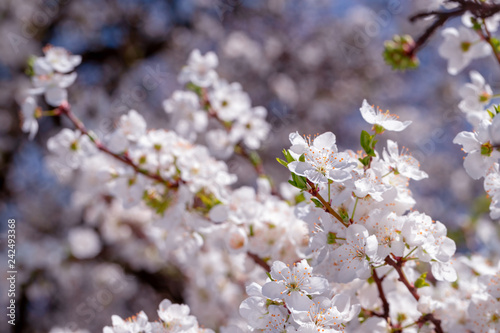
[[307, 180, 348, 228], [351, 197, 359, 220]]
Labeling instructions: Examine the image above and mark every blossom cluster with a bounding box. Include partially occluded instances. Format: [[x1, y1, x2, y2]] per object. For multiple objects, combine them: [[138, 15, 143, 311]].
[[453, 70, 500, 220], [18, 44, 500, 333]]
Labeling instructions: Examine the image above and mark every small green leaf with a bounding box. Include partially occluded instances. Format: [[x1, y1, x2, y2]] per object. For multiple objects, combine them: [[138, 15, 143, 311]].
[[415, 272, 430, 288], [283, 149, 295, 163], [294, 193, 306, 204], [291, 172, 307, 190], [311, 198, 324, 208], [277, 158, 288, 167], [359, 156, 371, 166], [360, 130, 376, 157]]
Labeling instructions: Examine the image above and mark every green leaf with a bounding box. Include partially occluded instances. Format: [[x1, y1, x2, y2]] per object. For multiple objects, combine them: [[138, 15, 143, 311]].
[[283, 149, 295, 163], [311, 198, 323, 208], [294, 193, 306, 204], [359, 156, 371, 166], [291, 172, 307, 190], [415, 272, 430, 288], [276, 158, 288, 167], [360, 130, 376, 157]]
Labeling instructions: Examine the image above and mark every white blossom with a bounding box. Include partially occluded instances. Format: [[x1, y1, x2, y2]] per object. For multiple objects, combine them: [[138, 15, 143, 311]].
[[438, 27, 491, 75], [359, 99, 411, 132]]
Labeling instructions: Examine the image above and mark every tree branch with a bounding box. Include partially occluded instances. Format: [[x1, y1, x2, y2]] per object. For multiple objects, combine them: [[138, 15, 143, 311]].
[[408, 0, 500, 56], [385, 256, 443, 333], [372, 268, 390, 320]]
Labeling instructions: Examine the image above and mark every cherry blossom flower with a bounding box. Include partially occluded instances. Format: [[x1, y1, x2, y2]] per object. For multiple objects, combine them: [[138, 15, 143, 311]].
[[330, 224, 379, 283], [47, 128, 97, 169], [288, 131, 356, 184], [459, 71, 493, 115], [359, 99, 411, 132], [364, 209, 405, 258], [208, 80, 251, 122], [454, 119, 500, 179], [229, 106, 270, 150], [43, 45, 82, 73], [29, 72, 77, 106], [485, 163, 500, 219], [438, 27, 491, 75], [68, 227, 102, 259], [163, 90, 207, 141], [179, 49, 219, 87], [291, 294, 360, 332], [382, 140, 428, 180], [262, 260, 329, 310], [468, 293, 500, 333], [157, 299, 197, 331], [20, 96, 39, 140]]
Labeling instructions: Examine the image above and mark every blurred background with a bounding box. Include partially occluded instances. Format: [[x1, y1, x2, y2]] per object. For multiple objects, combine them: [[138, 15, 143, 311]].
[[1, 0, 499, 332]]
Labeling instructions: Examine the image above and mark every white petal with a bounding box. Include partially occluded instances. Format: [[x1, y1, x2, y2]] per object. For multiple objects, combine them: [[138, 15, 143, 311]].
[[313, 132, 337, 152], [359, 99, 377, 124], [45, 87, 67, 106]]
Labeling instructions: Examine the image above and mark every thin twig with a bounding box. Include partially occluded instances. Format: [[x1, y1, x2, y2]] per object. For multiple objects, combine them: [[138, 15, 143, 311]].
[[247, 252, 271, 271], [58, 102, 178, 187], [306, 179, 348, 227], [372, 268, 390, 320], [408, 0, 500, 56], [385, 256, 443, 333]]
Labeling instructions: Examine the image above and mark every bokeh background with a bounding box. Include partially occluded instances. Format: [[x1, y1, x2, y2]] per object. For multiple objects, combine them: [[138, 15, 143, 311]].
[[1, 0, 499, 332]]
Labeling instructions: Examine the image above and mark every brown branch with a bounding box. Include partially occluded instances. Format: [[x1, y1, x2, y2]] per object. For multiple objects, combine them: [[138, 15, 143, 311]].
[[306, 179, 348, 227], [372, 269, 390, 320], [478, 18, 500, 66], [58, 102, 178, 188], [247, 252, 271, 272], [407, 0, 500, 56], [385, 256, 443, 333]]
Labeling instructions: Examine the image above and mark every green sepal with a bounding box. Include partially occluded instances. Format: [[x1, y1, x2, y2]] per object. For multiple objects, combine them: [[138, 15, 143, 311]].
[[415, 272, 430, 288], [294, 193, 306, 204], [283, 149, 295, 163], [277, 158, 288, 167], [327, 231, 338, 244]]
